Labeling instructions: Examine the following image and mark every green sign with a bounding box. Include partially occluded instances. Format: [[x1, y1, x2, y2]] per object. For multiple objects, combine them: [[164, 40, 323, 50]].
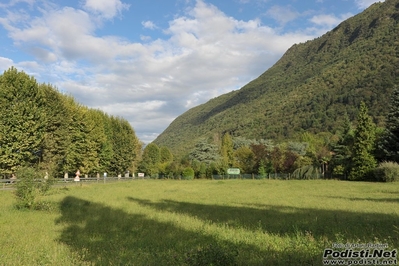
[[227, 168, 240, 175]]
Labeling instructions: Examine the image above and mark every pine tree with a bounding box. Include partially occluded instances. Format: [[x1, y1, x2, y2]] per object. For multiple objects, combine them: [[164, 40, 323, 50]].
[[331, 113, 354, 179], [381, 87, 399, 162], [349, 102, 377, 181]]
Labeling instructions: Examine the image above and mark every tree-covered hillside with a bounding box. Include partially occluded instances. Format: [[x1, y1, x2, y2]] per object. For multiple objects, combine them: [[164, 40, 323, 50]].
[[0, 67, 141, 178], [154, 0, 399, 157]]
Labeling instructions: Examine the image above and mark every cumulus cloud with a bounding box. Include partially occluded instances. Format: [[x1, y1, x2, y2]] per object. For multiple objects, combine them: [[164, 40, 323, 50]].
[[83, 0, 129, 20], [0, 0, 333, 143], [142, 20, 158, 30], [310, 13, 353, 28], [266, 5, 300, 25]]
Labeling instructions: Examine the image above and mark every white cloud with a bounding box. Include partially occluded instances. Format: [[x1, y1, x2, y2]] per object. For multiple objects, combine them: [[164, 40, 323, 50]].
[[83, 0, 129, 20], [0, 57, 14, 70], [142, 20, 158, 30], [0, 0, 320, 143], [355, 0, 385, 9], [266, 5, 300, 25], [310, 13, 353, 27]]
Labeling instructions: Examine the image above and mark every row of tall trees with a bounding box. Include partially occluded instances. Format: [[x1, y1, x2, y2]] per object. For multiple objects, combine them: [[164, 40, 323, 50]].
[[0, 67, 141, 178]]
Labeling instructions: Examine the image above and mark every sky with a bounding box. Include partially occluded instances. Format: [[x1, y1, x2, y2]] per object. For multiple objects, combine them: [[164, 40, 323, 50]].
[[0, 0, 384, 144]]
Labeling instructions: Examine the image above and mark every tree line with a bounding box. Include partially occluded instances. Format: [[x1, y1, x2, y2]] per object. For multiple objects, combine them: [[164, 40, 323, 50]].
[[2, 67, 398, 182], [141, 87, 399, 181], [0, 67, 141, 178]]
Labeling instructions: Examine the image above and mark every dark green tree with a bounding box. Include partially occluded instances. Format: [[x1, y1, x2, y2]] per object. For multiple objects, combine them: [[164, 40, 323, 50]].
[[380, 87, 399, 162], [349, 102, 377, 181], [331, 113, 354, 179]]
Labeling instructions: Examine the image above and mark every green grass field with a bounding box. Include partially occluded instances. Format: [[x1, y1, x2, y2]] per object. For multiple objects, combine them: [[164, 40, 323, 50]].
[[0, 179, 398, 265]]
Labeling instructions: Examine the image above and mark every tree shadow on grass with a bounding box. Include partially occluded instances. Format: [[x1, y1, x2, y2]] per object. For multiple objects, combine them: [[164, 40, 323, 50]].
[[323, 195, 399, 204], [56, 196, 323, 265], [127, 197, 399, 246], [56, 196, 334, 266]]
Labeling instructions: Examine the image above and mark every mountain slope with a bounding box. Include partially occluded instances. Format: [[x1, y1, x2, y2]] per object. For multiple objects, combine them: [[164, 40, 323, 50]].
[[154, 0, 399, 157]]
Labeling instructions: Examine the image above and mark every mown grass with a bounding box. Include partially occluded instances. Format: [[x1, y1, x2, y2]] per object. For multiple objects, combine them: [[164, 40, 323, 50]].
[[0, 179, 398, 265]]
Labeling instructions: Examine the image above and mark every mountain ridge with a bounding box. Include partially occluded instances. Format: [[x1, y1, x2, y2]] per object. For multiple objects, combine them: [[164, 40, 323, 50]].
[[154, 0, 399, 157]]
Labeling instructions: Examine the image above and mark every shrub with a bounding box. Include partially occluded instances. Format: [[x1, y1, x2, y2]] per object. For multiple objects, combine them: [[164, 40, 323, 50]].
[[182, 167, 195, 180], [372, 161, 399, 182], [14, 167, 55, 209], [292, 165, 320, 180]]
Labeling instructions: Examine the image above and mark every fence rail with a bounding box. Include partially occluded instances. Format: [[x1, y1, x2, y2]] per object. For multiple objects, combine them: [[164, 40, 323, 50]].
[[1, 172, 322, 191], [0, 176, 151, 190]]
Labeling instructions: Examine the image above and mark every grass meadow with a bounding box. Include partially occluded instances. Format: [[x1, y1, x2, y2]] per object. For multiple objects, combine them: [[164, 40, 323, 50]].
[[0, 179, 398, 265]]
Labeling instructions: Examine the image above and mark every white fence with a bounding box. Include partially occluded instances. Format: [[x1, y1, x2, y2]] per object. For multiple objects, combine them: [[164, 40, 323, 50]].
[[0, 176, 150, 190]]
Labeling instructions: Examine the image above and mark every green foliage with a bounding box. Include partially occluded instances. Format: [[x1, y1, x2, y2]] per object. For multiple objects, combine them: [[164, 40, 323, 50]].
[[40, 84, 71, 177], [287, 142, 308, 156], [182, 167, 195, 180], [331, 114, 355, 179], [0, 67, 46, 175], [380, 87, 399, 162], [154, 0, 399, 158], [0, 67, 141, 178], [292, 165, 321, 180], [189, 140, 220, 165], [139, 143, 161, 177], [14, 167, 54, 210], [220, 133, 234, 167], [372, 161, 399, 182], [160, 146, 173, 163], [107, 116, 141, 175], [258, 160, 267, 178], [233, 146, 255, 174], [349, 102, 377, 181]]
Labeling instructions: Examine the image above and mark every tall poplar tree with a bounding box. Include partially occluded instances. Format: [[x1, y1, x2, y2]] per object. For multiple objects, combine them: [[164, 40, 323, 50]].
[[220, 133, 234, 167], [0, 67, 46, 176], [349, 102, 377, 181], [40, 83, 71, 177]]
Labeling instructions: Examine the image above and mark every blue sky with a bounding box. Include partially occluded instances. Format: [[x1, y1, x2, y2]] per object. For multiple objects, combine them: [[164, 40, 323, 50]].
[[0, 0, 383, 143]]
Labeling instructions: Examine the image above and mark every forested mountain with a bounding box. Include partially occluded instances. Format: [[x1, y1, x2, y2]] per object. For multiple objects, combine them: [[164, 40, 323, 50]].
[[154, 0, 399, 157]]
